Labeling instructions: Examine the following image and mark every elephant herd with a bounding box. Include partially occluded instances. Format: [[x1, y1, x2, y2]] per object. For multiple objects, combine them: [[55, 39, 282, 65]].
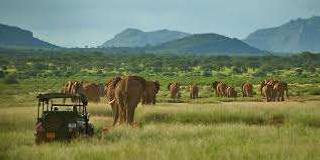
[[62, 77, 289, 126], [211, 80, 288, 101], [211, 81, 252, 98], [62, 76, 159, 125], [260, 79, 289, 102]]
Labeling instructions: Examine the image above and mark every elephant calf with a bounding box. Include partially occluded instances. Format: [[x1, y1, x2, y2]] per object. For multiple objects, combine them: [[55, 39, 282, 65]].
[[226, 86, 237, 98], [168, 82, 180, 99]]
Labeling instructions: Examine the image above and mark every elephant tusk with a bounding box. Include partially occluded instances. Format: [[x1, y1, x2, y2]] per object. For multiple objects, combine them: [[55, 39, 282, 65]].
[[108, 99, 116, 104]]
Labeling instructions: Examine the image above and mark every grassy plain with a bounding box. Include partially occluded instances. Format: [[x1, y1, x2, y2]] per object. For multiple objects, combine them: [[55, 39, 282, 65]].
[[1, 95, 320, 160]]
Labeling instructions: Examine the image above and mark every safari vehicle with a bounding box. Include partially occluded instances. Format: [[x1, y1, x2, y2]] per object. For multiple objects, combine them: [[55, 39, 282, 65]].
[[35, 93, 94, 143]]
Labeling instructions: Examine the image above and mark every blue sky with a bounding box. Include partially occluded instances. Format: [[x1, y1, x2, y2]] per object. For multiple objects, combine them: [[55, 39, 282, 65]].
[[0, 0, 319, 47]]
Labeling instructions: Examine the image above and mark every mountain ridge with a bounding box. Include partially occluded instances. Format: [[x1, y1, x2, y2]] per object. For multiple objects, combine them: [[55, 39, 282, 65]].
[[0, 23, 58, 48], [101, 28, 190, 47], [244, 16, 320, 53], [149, 33, 263, 55]]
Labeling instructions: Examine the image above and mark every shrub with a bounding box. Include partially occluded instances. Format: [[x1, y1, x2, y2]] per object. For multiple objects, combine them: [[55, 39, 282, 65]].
[[0, 70, 5, 78], [3, 74, 19, 84], [307, 88, 320, 95]]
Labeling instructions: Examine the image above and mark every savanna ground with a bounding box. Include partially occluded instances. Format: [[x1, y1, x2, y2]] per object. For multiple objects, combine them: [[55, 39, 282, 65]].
[[1, 51, 320, 159], [1, 79, 320, 160]]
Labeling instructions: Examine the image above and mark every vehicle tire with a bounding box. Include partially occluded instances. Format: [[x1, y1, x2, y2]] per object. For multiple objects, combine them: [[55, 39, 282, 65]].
[[87, 123, 94, 136]]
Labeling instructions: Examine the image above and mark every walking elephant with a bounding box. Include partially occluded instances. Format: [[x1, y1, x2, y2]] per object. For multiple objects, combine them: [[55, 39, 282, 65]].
[[212, 81, 227, 97], [273, 81, 289, 101], [142, 80, 160, 105], [83, 82, 100, 103], [189, 84, 199, 99], [242, 82, 253, 97], [262, 84, 274, 102], [113, 76, 146, 125], [105, 76, 122, 126], [168, 82, 180, 99], [226, 86, 237, 98]]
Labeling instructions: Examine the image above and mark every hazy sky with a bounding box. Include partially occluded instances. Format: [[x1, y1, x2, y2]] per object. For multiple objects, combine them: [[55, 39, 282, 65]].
[[0, 0, 319, 47]]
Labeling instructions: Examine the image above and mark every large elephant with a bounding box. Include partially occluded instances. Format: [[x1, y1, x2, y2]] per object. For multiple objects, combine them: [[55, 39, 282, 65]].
[[260, 79, 272, 96], [83, 82, 100, 103], [105, 76, 122, 126], [212, 81, 227, 97], [168, 82, 180, 99], [113, 76, 146, 125], [142, 81, 160, 105], [273, 81, 289, 101], [226, 86, 237, 98], [214, 81, 227, 97], [189, 84, 199, 99], [242, 82, 253, 97]]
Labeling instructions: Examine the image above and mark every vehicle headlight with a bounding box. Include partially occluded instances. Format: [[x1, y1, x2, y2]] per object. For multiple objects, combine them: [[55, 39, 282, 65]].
[[68, 123, 77, 132]]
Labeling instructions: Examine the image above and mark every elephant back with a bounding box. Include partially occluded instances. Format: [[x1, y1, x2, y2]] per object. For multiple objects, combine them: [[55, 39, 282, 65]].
[[126, 76, 147, 91]]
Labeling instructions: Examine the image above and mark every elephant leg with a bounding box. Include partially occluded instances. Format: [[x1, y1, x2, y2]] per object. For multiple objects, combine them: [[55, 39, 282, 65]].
[[152, 95, 156, 105], [267, 93, 272, 102], [126, 104, 135, 125], [118, 101, 126, 124], [142, 97, 146, 105]]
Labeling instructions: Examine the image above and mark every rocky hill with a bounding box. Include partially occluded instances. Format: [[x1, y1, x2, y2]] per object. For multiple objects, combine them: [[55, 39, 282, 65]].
[[101, 28, 190, 47], [0, 23, 57, 48], [244, 16, 320, 53]]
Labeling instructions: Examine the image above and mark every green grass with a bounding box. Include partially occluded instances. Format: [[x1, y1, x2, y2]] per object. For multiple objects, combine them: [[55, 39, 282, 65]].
[[1, 79, 320, 159], [1, 101, 320, 160]]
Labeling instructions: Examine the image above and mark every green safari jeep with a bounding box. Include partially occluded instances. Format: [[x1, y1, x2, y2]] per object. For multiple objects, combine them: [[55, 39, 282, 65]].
[[35, 93, 94, 143]]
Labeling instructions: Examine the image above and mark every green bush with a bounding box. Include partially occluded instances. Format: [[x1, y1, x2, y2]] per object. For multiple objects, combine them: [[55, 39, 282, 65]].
[[0, 70, 5, 78], [3, 74, 19, 84], [308, 88, 320, 95]]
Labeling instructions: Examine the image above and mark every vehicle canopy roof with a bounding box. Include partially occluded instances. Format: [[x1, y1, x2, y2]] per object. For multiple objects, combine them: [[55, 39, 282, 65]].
[[37, 93, 87, 103]]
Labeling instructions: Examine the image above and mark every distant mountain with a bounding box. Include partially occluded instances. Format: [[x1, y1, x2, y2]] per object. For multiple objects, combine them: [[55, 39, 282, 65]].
[[0, 24, 57, 48], [101, 28, 190, 47], [150, 33, 263, 55], [244, 16, 320, 53]]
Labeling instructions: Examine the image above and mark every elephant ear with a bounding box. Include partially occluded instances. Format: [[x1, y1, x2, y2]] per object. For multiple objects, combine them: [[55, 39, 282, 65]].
[[111, 76, 122, 88], [154, 81, 160, 93], [212, 81, 219, 88], [167, 83, 172, 91]]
